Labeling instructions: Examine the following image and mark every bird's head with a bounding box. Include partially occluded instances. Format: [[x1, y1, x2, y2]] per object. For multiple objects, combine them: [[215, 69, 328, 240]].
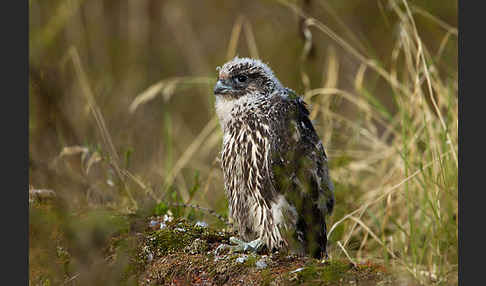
[[214, 57, 283, 99]]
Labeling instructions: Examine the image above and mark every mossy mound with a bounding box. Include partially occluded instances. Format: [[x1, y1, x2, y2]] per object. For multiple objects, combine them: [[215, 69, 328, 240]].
[[30, 205, 399, 285], [135, 217, 231, 262], [118, 217, 397, 285]]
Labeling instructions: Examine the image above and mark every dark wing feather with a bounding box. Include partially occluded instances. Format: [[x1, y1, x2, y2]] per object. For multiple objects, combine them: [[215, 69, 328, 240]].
[[271, 93, 334, 258]]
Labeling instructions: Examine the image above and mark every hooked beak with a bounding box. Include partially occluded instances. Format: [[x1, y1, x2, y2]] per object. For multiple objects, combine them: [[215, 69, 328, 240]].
[[214, 80, 231, 95]]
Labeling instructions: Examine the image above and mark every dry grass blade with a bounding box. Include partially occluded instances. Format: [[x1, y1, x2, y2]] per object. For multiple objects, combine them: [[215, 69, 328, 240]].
[[316, 1, 368, 55], [161, 116, 219, 202], [242, 18, 260, 59], [337, 241, 357, 268], [29, 188, 56, 201], [226, 15, 260, 60], [62, 46, 137, 209], [84, 151, 102, 175], [226, 16, 245, 60], [129, 81, 164, 113], [169, 202, 230, 226], [410, 5, 458, 36], [354, 64, 367, 92], [129, 77, 215, 113], [348, 216, 396, 259], [435, 30, 455, 63], [58, 146, 89, 158], [119, 169, 159, 202], [30, 0, 86, 57], [163, 2, 211, 75], [63, 272, 80, 285]]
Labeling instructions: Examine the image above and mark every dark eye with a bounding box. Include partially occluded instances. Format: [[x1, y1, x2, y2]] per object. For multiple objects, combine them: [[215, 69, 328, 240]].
[[235, 75, 248, 83]]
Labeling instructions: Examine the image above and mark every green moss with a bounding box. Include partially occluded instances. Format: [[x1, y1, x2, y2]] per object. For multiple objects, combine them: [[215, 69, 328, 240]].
[[147, 228, 193, 254], [243, 254, 259, 267], [284, 260, 353, 285], [143, 218, 230, 257], [318, 260, 351, 281], [260, 268, 274, 286]]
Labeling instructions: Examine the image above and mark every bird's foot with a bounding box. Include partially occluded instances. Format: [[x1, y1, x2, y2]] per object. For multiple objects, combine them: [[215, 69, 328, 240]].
[[229, 237, 264, 253], [214, 237, 264, 255]]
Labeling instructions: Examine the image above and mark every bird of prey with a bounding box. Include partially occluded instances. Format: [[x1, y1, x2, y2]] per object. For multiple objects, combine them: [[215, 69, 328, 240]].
[[214, 57, 335, 259]]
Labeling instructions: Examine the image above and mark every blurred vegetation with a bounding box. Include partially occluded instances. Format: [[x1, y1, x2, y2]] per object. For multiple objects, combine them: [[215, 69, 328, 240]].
[[29, 0, 457, 285]]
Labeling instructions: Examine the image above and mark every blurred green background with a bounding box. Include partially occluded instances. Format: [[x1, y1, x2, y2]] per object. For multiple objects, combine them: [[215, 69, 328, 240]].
[[29, 0, 457, 285]]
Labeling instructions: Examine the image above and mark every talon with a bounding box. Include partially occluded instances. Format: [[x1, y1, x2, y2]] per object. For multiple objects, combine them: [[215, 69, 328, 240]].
[[246, 238, 264, 252], [226, 237, 264, 254], [229, 236, 245, 245]]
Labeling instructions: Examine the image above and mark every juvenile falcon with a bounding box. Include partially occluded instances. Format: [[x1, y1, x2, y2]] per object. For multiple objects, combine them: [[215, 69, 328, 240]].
[[214, 57, 334, 259]]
